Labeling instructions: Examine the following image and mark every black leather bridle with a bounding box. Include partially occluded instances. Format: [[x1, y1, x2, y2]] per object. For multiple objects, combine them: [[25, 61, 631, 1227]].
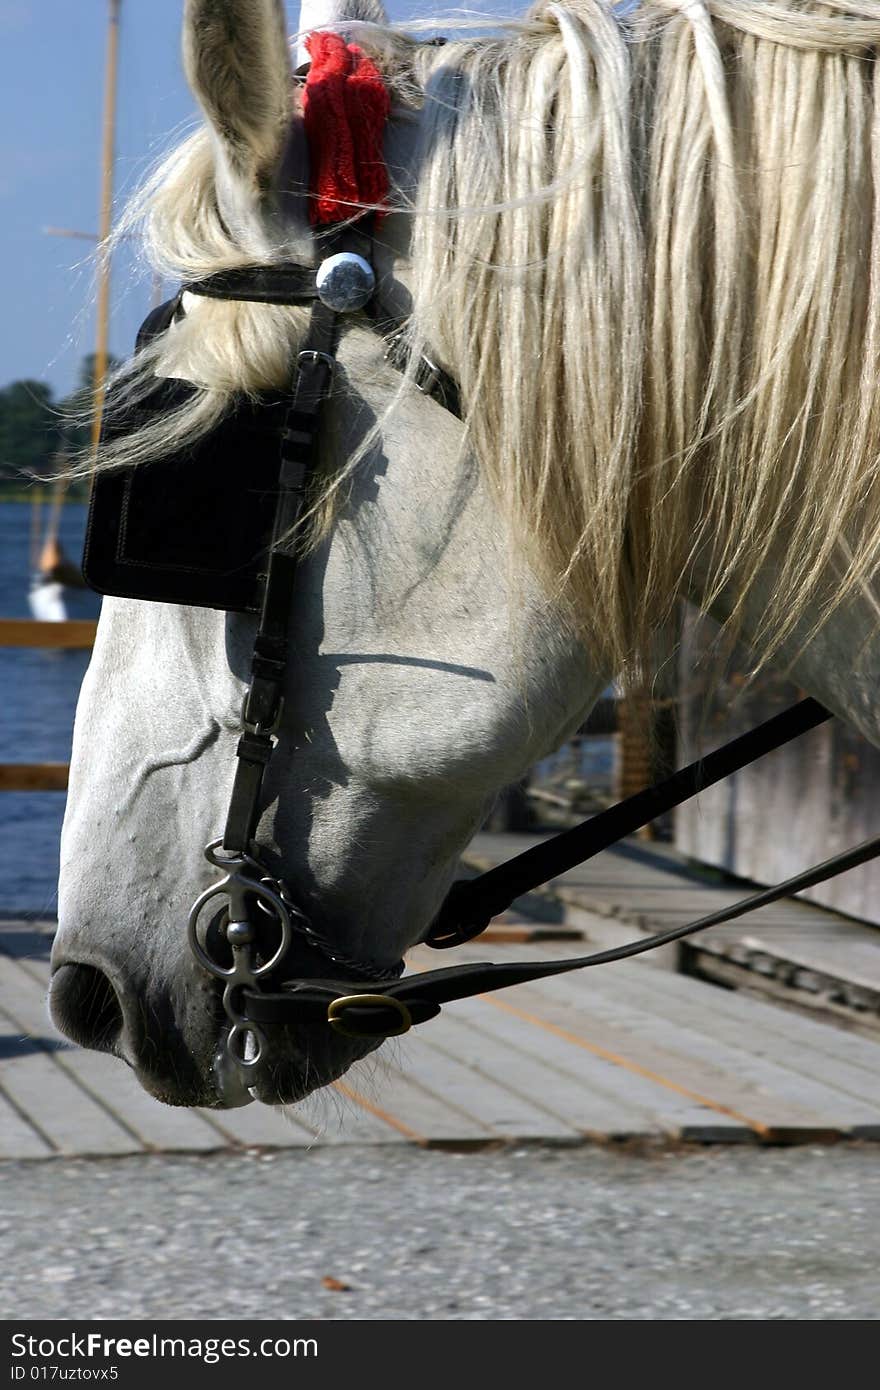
[[165, 239, 880, 1088]]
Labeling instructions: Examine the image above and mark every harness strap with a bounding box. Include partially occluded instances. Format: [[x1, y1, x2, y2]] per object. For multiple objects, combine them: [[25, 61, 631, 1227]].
[[222, 296, 339, 855], [429, 696, 833, 947], [182, 262, 462, 418], [184, 264, 321, 305], [243, 826, 880, 1036]]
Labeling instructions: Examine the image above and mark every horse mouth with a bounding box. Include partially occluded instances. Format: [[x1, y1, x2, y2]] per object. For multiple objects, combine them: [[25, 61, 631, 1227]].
[[208, 1023, 381, 1108], [49, 948, 382, 1109]]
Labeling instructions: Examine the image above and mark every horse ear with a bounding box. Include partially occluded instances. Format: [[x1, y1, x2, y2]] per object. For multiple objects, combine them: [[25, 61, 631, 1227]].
[[182, 1, 293, 186]]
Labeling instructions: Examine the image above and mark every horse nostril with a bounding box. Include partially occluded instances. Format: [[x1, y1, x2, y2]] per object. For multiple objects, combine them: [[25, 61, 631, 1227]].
[[50, 963, 125, 1054]]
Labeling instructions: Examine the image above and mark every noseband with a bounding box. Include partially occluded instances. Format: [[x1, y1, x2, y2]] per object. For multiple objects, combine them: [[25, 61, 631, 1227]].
[[84, 235, 880, 1096]]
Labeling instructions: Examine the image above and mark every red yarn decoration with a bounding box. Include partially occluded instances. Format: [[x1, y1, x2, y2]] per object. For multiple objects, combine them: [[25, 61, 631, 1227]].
[[302, 31, 391, 226]]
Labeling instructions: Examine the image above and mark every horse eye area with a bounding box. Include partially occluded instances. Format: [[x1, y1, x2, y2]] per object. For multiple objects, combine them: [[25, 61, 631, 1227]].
[[50, 963, 124, 1054]]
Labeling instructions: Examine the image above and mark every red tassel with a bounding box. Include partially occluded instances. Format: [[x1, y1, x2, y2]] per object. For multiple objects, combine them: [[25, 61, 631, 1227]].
[[302, 32, 390, 226]]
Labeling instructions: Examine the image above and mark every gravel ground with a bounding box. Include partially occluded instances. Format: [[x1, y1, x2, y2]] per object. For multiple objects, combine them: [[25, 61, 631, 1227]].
[[1, 1143, 879, 1321]]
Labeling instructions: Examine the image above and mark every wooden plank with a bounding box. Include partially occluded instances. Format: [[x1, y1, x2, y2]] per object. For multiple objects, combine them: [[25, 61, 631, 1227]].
[[3, 944, 413, 1148], [462, 830, 880, 1012], [473, 956, 880, 1138], [464, 836, 880, 946], [0, 618, 97, 649], [439, 947, 849, 1140], [415, 1003, 726, 1141], [397, 1023, 582, 1142], [0, 763, 69, 791], [0, 1046, 141, 1156], [308, 1086, 413, 1145], [490, 989, 840, 1140], [3, 945, 492, 1150], [0, 1069, 54, 1158], [0, 619, 97, 649], [607, 955, 879, 1080], [446, 1000, 753, 1143], [59, 1051, 228, 1153], [407, 952, 752, 1142], [1, 940, 411, 1150], [201, 1103, 318, 1149], [0, 955, 63, 1030], [345, 1062, 498, 1145], [328, 1074, 431, 1145], [705, 916, 879, 944], [201, 1074, 426, 1148], [739, 935, 880, 992], [0, 954, 233, 1153], [570, 957, 880, 1111], [0, 936, 54, 978], [0, 989, 222, 1162]]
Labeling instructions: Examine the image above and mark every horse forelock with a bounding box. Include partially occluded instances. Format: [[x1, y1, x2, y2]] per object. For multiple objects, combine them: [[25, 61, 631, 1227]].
[[87, 1, 880, 678]]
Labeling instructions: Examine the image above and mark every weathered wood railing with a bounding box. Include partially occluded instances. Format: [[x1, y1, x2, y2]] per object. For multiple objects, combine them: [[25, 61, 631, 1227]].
[[0, 620, 98, 791]]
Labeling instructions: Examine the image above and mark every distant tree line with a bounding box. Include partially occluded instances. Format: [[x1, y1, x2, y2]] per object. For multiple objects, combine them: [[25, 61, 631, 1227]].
[[0, 354, 119, 497]]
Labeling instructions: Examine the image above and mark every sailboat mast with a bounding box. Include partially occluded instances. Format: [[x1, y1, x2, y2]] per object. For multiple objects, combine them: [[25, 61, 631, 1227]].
[[91, 0, 121, 454]]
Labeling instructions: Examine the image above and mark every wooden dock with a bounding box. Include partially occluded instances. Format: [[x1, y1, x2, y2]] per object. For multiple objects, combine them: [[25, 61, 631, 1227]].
[[463, 833, 880, 1034], [3, 872, 880, 1158]]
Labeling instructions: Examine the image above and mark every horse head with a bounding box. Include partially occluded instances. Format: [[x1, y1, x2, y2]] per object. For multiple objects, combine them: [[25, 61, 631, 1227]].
[[50, 0, 600, 1110], [53, 0, 880, 1113]]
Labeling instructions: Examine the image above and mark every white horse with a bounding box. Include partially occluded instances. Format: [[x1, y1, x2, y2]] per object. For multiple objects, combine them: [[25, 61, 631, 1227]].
[[51, 0, 880, 1109]]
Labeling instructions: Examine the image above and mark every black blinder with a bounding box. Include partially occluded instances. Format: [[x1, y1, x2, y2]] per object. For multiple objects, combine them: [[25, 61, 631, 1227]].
[[83, 374, 293, 614]]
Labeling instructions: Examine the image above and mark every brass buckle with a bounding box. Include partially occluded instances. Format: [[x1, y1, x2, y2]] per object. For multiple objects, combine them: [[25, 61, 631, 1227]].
[[327, 993, 413, 1039]]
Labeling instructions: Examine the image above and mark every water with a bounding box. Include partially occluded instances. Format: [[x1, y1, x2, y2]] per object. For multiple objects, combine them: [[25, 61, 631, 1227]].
[[0, 501, 100, 916]]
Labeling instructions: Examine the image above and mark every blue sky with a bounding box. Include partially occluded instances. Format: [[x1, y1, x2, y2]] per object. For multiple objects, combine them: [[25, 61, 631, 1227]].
[[0, 1, 511, 400]]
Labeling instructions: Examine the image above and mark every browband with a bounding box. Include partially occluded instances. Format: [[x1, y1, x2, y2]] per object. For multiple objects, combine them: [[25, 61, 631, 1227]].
[[181, 260, 462, 416], [184, 262, 322, 305]]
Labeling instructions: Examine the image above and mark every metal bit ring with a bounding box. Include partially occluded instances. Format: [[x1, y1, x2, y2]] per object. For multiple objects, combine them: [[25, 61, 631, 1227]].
[[225, 1019, 267, 1071], [188, 847, 293, 980]]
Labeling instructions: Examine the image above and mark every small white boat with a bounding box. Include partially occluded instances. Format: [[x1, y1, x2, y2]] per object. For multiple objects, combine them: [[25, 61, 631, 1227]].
[[27, 486, 84, 622], [28, 574, 68, 623]]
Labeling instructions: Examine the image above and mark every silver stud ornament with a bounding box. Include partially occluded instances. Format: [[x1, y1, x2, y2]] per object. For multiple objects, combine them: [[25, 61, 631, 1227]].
[[315, 252, 376, 313]]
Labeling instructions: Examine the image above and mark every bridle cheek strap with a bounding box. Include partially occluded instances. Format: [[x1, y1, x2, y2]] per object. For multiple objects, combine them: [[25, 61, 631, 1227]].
[[221, 296, 339, 857], [243, 820, 880, 1040], [184, 236, 384, 1081]]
